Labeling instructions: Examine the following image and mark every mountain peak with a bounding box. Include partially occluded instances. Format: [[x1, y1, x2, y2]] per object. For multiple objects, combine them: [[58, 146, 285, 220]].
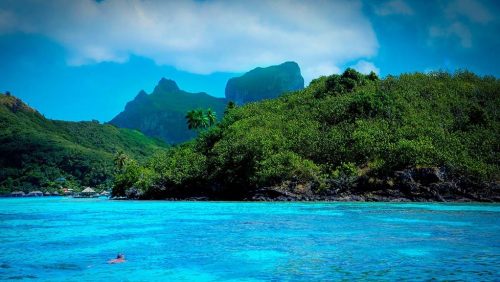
[[109, 77, 226, 144], [225, 61, 304, 104], [134, 90, 148, 101], [280, 61, 300, 69], [154, 78, 179, 93], [134, 90, 148, 100], [0, 94, 39, 114]]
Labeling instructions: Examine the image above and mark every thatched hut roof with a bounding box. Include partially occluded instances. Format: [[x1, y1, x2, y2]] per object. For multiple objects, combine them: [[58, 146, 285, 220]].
[[27, 191, 43, 196], [81, 187, 96, 193]]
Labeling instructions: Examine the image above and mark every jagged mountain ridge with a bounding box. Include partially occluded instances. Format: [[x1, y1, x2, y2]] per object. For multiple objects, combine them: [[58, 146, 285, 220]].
[[110, 78, 227, 144], [110, 62, 305, 143]]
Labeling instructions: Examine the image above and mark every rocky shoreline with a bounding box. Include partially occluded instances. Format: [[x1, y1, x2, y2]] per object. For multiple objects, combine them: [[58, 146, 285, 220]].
[[247, 167, 500, 202], [120, 167, 499, 202]]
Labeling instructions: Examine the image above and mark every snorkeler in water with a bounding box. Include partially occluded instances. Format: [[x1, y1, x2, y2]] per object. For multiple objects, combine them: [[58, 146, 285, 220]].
[[108, 253, 126, 264]]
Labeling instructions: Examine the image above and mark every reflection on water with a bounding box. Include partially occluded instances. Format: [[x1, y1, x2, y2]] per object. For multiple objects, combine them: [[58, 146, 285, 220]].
[[0, 198, 499, 281]]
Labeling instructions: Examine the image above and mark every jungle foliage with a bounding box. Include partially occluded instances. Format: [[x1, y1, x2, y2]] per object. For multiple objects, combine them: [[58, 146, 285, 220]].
[[0, 95, 168, 194], [113, 69, 499, 199]]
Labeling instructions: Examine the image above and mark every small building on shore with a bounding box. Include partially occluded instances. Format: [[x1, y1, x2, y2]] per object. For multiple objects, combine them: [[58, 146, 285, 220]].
[[27, 191, 43, 197], [62, 188, 74, 195], [10, 191, 25, 197], [74, 187, 98, 198]]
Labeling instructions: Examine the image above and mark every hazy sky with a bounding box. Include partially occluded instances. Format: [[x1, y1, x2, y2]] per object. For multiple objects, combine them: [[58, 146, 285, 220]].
[[1, 0, 499, 121]]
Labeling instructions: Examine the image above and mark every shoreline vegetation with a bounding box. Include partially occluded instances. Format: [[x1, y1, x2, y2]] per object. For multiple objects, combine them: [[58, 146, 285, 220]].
[[1, 69, 498, 202], [112, 69, 499, 202]]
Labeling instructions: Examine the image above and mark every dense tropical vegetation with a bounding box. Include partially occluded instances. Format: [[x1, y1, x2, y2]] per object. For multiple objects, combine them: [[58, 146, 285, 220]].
[[185, 108, 217, 131], [0, 94, 168, 194], [112, 69, 499, 200]]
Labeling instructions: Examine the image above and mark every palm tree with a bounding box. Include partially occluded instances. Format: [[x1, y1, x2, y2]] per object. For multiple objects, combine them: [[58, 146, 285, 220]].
[[186, 108, 216, 131], [113, 151, 129, 171], [206, 108, 217, 126], [186, 109, 208, 131], [185, 110, 199, 130], [196, 109, 209, 129], [224, 101, 236, 115]]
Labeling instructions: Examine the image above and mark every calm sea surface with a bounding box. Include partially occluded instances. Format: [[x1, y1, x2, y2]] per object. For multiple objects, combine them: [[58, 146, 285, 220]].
[[0, 198, 499, 281]]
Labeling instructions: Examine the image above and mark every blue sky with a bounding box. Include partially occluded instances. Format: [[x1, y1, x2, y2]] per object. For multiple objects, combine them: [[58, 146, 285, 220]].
[[0, 0, 499, 122]]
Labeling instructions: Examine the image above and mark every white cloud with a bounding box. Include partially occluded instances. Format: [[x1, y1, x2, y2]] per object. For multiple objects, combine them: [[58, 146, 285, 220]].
[[446, 0, 493, 24], [350, 60, 380, 75], [430, 22, 472, 48], [303, 63, 341, 83], [428, 0, 494, 48], [0, 0, 378, 83], [375, 0, 413, 16]]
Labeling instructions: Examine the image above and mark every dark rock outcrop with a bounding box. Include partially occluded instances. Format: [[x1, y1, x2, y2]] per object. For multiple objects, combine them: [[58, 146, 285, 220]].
[[244, 167, 499, 202], [118, 165, 498, 202]]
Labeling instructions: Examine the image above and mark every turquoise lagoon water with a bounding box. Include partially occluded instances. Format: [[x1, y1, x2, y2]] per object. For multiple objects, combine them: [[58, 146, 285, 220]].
[[0, 198, 499, 281]]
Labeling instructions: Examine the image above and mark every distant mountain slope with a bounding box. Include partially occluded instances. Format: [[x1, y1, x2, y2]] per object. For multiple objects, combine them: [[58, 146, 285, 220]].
[[110, 62, 304, 144], [0, 94, 167, 193], [225, 61, 304, 104], [109, 78, 227, 144]]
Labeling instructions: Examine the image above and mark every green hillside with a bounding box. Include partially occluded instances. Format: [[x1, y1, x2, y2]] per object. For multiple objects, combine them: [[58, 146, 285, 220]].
[[109, 78, 227, 144], [0, 94, 168, 194], [113, 69, 500, 201]]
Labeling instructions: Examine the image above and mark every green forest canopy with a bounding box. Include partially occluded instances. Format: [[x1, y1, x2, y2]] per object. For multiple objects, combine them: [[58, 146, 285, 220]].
[[0, 94, 168, 194], [113, 69, 499, 199]]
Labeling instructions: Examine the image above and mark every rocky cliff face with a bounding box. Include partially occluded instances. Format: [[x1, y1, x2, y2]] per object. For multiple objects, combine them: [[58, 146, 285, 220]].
[[225, 61, 304, 104], [109, 78, 227, 144], [246, 167, 500, 202]]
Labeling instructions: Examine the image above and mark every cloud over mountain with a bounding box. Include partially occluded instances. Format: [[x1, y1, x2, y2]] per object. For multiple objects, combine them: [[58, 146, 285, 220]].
[[0, 0, 378, 82]]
